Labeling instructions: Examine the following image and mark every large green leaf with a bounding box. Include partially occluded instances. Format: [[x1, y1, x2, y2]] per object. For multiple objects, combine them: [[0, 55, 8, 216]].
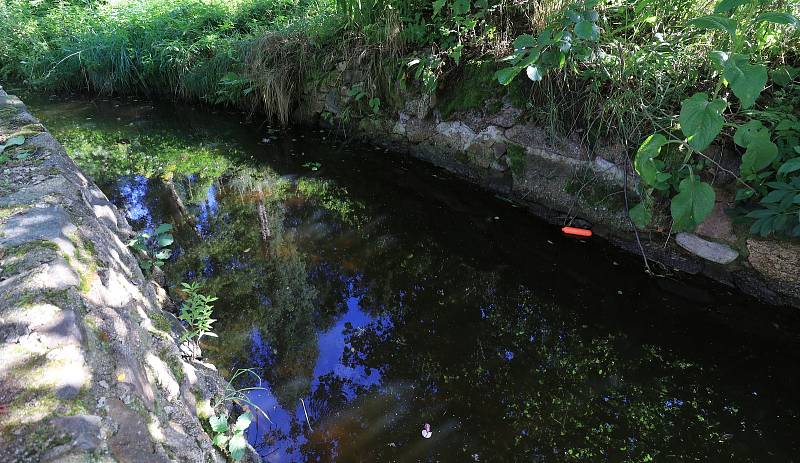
[[679, 93, 726, 151], [722, 54, 767, 109], [689, 15, 737, 38], [496, 66, 522, 85], [228, 434, 248, 461], [233, 412, 252, 432], [778, 157, 800, 175], [573, 20, 598, 40], [633, 134, 667, 186], [670, 176, 716, 231], [154, 223, 173, 234], [526, 65, 543, 82], [713, 0, 752, 13], [741, 133, 778, 173], [754, 12, 800, 28], [209, 414, 229, 433], [733, 120, 768, 147], [513, 34, 535, 50], [629, 202, 652, 229]]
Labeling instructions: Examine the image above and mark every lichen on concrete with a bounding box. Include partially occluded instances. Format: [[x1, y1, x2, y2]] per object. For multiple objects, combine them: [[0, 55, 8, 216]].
[[0, 85, 238, 462]]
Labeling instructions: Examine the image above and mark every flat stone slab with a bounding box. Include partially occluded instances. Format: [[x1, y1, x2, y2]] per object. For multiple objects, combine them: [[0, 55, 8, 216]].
[[676, 232, 739, 265]]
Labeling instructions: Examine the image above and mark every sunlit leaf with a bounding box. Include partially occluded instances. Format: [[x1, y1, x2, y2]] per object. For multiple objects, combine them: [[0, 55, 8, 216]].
[[722, 54, 766, 109]]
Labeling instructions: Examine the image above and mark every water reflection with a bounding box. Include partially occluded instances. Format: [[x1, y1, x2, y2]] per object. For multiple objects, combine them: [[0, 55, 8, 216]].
[[24, 95, 800, 463]]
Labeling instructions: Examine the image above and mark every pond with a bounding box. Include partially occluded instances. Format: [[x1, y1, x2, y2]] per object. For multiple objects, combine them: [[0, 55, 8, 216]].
[[23, 94, 800, 462]]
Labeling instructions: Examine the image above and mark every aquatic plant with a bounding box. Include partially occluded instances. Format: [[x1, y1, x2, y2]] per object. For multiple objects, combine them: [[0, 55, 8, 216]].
[[127, 223, 174, 273], [178, 281, 218, 356]]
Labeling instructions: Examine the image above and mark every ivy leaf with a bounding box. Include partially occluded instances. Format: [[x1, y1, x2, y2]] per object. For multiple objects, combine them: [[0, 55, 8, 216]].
[[754, 12, 800, 28], [689, 15, 737, 38], [741, 133, 778, 174], [670, 176, 716, 231], [526, 65, 543, 82], [634, 134, 667, 186], [722, 54, 767, 109], [679, 93, 726, 151], [495, 66, 523, 85], [228, 433, 248, 461], [234, 412, 253, 432], [629, 202, 652, 229], [209, 414, 229, 433], [777, 158, 800, 175], [713, 0, 752, 13]]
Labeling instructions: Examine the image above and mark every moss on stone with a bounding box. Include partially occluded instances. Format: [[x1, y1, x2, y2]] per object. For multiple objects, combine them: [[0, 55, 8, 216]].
[[438, 60, 500, 120], [9, 240, 60, 257], [150, 311, 173, 334], [506, 144, 526, 177]]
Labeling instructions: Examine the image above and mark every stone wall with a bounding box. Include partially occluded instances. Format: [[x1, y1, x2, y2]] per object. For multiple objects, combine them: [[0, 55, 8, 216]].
[[294, 68, 800, 308], [0, 88, 245, 461]]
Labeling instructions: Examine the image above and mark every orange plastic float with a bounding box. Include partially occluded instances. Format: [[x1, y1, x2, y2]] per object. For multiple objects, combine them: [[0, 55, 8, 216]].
[[561, 226, 593, 237]]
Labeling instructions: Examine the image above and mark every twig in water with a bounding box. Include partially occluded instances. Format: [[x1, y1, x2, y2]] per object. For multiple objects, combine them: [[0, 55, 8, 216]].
[[300, 398, 313, 432]]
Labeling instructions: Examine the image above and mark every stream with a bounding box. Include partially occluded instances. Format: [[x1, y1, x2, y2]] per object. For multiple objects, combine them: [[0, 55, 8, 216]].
[[23, 94, 800, 462]]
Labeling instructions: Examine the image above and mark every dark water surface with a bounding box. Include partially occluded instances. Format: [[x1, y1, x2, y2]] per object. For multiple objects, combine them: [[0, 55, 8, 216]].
[[23, 94, 800, 462]]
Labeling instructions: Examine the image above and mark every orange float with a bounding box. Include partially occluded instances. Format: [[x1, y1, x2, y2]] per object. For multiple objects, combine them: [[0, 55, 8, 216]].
[[561, 226, 592, 237]]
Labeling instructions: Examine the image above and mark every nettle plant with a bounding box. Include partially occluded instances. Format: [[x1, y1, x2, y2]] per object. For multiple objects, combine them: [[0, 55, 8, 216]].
[[631, 1, 800, 236], [495, 0, 601, 85], [178, 281, 218, 357], [127, 223, 174, 273]]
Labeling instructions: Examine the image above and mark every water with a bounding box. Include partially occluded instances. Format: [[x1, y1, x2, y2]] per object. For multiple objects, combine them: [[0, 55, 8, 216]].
[[23, 94, 800, 462]]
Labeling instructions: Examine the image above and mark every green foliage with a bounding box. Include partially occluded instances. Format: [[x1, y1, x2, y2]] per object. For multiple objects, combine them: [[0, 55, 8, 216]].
[[632, 0, 799, 235], [495, 0, 601, 86], [178, 281, 218, 356], [208, 411, 252, 461], [127, 223, 174, 273]]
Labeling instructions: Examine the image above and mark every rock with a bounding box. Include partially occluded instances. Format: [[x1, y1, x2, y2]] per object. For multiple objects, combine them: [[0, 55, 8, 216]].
[[695, 189, 736, 243], [493, 142, 507, 157], [676, 233, 739, 264], [107, 398, 170, 463], [747, 238, 800, 299], [51, 415, 102, 451]]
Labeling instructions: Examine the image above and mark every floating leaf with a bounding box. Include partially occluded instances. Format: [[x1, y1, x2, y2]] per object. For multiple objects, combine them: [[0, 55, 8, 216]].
[[670, 176, 716, 231], [679, 93, 726, 151], [722, 54, 767, 109]]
